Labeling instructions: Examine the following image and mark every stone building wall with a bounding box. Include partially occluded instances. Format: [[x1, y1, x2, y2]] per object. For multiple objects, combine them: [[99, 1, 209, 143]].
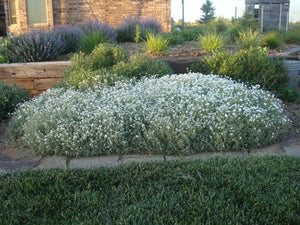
[[5, 0, 171, 34]]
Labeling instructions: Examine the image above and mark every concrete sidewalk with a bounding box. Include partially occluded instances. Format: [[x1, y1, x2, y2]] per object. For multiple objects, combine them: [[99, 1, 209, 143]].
[[1, 143, 299, 173]]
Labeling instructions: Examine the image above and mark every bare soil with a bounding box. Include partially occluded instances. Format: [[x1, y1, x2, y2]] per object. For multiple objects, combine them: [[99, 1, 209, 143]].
[[119, 41, 300, 58]]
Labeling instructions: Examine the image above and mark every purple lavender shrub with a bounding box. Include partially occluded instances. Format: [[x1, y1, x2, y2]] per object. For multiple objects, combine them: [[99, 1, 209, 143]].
[[141, 17, 163, 33], [53, 24, 83, 53], [116, 16, 163, 42], [116, 16, 140, 42], [79, 19, 117, 43], [7, 29, 65, 63]]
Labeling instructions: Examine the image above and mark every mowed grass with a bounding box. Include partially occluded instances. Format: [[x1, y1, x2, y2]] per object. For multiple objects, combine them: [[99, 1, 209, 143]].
[[0, 156, 299, 224]]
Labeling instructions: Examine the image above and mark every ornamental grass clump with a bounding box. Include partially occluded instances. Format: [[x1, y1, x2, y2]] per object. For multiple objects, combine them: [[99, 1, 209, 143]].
[[198, 32, 224, 53], [144, 33, 169, 55], [238, 28, 260, 49], [260, 32, 283, 49], [10, 73, 288, 157]]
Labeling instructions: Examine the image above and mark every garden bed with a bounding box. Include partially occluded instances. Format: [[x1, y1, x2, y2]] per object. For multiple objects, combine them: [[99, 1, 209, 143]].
[[1, 39, 299, 158], [2, 73, 298, 158]]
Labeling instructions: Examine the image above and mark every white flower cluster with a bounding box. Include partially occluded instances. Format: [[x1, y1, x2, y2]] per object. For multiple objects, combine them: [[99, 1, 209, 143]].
[[10, 73, 289, 157]]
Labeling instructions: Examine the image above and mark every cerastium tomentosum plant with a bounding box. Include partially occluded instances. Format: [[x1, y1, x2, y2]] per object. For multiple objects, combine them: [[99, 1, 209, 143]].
[[10, 73, 289, 157]]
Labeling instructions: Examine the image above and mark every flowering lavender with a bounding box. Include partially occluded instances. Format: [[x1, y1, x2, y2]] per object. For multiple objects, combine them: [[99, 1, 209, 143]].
[[7, 29, 65, 63], [117, 16, 163, 42], [141, 17, 163, 33], [6, 19, 117, 63], [53, 24, 84, 53], [79, 19, 117, 43]]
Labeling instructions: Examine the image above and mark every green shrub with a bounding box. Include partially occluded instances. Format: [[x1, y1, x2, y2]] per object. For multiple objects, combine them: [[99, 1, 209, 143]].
[[163, 32, 185, 45], [11, 73, 288, 156], [112, 54, 173, 79], [144, 33, 169, 55], [189, 53, 228, 74], [67, 43, 129, 72], [0, 80, 29, 121], [198, 32, 224, 52], [190, 47, 290, 100], [0, 36, 9, 63], [181, 26, 204, 41], [60, 43, 129, 89], [163, 26, 204, 46], [228, 21, 244, 42], [59, 68, 127, 90], [89, 43, 129, 69], [283, 29, 300, 44], [238, 28, 260, 49], [77, 30, 105, 54], [261, 32, 283, 49], [206, 17, 230, 34], [278, 88, 300, 103], [60, 51, 172, 89]]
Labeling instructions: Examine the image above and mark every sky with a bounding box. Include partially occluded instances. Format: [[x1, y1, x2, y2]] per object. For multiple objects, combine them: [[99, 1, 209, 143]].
[[171, 0, 300, 23]]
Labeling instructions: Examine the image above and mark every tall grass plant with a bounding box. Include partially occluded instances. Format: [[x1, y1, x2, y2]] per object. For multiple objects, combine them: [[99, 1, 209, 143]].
[[144, 33, 169, 55], [198, 32, 224, 52]]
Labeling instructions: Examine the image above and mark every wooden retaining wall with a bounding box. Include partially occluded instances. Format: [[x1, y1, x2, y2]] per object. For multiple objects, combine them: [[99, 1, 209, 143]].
[[0, 61, 70, 96]]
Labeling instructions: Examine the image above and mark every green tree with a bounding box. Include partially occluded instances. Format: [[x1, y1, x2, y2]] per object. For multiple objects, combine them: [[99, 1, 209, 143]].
[[199, 0, 215, 24]]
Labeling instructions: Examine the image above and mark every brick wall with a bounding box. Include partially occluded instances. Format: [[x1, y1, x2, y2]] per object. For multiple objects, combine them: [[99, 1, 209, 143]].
[[6, 0, 171, 34]]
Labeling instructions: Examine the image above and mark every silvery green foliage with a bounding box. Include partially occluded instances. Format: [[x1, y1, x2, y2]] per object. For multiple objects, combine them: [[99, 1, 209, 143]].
[[10, 73, 289, 157]]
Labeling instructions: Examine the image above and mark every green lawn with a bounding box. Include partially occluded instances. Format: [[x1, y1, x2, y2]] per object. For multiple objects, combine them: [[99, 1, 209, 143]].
[[0, 156, 299, 224]]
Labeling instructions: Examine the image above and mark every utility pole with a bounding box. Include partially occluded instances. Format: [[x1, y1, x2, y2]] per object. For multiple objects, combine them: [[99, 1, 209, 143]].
[[235, 7, 237, 20], [182, 0, 184, 30]]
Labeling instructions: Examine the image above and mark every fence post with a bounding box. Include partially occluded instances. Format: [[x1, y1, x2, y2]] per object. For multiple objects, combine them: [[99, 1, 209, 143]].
[[235, 7, 237, 20], [286, 8, 289, 32], [279, 3, 282, 31], [261, 5, 264, 33], [182, 0, 184, 30]]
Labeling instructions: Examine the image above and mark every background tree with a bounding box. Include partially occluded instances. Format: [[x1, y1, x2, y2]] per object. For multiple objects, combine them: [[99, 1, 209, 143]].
[[199, 0, 216, 24]]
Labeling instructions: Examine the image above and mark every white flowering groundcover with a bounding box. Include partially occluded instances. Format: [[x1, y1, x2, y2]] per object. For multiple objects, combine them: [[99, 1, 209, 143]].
[[10, 73, 289, 157]]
